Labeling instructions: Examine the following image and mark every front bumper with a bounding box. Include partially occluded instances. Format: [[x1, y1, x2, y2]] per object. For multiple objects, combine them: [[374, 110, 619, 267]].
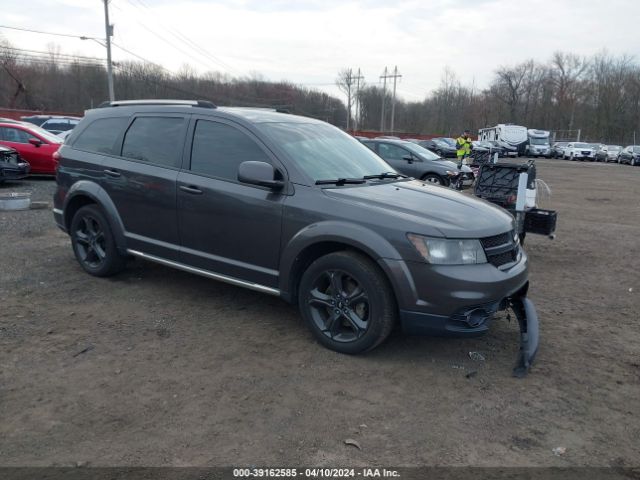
[[399, 283, 539, 377], [0, 162, 30, 181], [380, 252, 538, 376]]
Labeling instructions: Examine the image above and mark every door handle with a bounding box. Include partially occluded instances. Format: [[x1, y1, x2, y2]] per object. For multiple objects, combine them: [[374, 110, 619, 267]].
[[179, 185, 203, 195], [103, 169, 121, 178]]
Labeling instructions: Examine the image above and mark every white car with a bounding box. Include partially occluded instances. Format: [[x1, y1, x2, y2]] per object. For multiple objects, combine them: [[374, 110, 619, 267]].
[[563, 142, 595, 161]]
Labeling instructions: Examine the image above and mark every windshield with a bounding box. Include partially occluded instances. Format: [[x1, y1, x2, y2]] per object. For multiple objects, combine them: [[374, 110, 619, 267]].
[[573, 143, 590, 148], [403, 142, 441, 160], [633, 146, 640, 153], [530, 137, 549, 145], [260, 122, 394, 182], [26, 124, 63, 144], [607, 145, 621, 151], [438, 137, 456, 147]]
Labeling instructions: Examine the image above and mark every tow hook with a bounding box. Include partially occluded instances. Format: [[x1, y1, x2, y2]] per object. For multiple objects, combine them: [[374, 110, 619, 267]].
[[509, 295, 539, 378]]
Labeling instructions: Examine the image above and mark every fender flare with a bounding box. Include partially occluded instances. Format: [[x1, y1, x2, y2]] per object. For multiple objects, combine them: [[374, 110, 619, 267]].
[[63, 180, 127, 254], [278, 220, 403, 301]]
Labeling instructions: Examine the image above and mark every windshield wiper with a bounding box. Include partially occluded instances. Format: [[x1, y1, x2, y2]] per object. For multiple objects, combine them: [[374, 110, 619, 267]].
[[315, 178, 366, 186], [362, 172, 408, 180]]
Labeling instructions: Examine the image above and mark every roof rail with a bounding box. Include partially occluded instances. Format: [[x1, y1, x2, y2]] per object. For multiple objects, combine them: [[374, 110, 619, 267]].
[[97, 99, 217, 109]]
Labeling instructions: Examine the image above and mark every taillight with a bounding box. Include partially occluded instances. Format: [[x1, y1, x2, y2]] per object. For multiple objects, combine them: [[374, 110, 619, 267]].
[[53, 149, 61, 177]]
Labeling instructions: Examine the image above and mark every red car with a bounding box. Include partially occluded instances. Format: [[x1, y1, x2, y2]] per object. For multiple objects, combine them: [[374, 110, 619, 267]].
[[0, 121, 63, 174]]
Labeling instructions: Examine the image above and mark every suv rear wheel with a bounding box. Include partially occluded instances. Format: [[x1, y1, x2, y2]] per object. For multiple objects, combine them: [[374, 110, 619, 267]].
[[70, 204, 126, 277], [298, 251, 396, 354]]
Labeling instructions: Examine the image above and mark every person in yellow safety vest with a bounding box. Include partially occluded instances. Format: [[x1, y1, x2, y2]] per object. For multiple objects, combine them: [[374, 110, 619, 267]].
[[456, 130, 472, 164]]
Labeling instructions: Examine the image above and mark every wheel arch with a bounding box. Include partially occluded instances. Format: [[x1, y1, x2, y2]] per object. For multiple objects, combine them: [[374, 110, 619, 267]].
[[279, 222, 403, 305], [63, 181, 127, 254]]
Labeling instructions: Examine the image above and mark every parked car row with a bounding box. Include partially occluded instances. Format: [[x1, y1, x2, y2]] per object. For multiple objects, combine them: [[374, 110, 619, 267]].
[[550, 141, 639, 165], [0, 119, 63, 175], [21, 115, 81, 135]]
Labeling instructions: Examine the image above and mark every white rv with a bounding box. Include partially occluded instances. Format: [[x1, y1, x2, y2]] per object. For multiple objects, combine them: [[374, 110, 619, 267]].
[[478, 124, 528, 156], [525, 129, 551, 157]]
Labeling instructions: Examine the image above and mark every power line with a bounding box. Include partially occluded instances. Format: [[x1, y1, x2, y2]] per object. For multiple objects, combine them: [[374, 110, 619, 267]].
[[0, 24, 98, 40], [2, 46, 106, 62], [125, 0, 241, 75], [111, 0, 236, 75]]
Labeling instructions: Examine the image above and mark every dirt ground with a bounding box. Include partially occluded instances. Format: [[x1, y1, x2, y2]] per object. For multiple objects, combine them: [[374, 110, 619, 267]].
[[0, 159, 639, 468]]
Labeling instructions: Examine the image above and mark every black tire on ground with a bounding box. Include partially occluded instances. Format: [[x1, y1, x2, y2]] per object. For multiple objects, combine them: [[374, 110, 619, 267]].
[[70, 204, 126, 277], [422, 173, 445, 185], [298, 251, 397, 354]]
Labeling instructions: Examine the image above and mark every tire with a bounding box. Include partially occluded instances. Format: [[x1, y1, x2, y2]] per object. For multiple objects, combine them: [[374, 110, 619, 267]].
[[70, 204, 126, 277], [422, 173, 445, 185], [298, 251, 397, 354]]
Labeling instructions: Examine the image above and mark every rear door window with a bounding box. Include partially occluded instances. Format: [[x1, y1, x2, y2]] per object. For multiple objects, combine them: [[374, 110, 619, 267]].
[[122, 117, 185, 168], [72, 117, 129, 155]]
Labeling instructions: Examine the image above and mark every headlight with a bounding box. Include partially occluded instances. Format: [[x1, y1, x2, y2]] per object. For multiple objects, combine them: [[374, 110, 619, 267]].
[[445, 170, 458, 176], [407, 234, 487, 265]]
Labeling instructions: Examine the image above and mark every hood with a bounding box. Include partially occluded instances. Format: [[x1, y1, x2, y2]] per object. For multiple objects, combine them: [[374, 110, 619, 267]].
[[437, 159, 471, 171], [323, 180, 514, 238], [0, 145, 17, 153]]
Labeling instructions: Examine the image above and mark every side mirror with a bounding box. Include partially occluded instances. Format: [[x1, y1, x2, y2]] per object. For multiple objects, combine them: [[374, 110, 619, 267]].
[[29, 138, 43, 147], [238, 161, 284, 190], [402, 155, 414, 163]]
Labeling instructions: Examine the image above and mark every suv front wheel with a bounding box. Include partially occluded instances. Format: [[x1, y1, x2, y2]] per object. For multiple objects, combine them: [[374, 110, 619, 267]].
[[70, 204, 126, 277], [298, 251, 397, 354]]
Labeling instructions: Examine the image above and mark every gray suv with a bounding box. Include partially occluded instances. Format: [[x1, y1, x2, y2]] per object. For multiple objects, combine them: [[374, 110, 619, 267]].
[[53, 100, 538, 375]]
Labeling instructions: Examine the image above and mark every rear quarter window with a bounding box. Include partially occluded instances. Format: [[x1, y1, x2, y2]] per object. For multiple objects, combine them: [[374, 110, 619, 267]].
[[72, 117, 129, 155]]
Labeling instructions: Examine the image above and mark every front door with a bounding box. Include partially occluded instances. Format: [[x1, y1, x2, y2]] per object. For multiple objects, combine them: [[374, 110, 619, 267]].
[[376, 142, 417, 177], [177, 118, 285, 288]]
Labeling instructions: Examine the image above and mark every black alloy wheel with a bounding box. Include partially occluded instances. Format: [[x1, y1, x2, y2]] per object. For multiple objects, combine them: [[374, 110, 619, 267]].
[[70, 204, 125, 276], [298, 251, 396, 354], [307, 269, 370, 343]]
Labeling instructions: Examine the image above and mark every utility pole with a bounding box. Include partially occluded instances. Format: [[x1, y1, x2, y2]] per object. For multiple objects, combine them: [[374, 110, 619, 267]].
[[380, 66, 388, 132], [389, 66, 402, 133], [352, 68, 364, 131], [345, 69, 353, 131], [103, 0, 115, 101]]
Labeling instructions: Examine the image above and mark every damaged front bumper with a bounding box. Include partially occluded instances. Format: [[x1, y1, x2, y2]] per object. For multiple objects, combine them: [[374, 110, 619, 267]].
[[509, 294, 539, 377], [399, 287, 540, 377]]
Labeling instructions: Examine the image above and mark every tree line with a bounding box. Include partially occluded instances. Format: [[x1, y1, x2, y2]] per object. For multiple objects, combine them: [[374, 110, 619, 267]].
[[1, 35, 639, 145], [352, 51, 640, 144]]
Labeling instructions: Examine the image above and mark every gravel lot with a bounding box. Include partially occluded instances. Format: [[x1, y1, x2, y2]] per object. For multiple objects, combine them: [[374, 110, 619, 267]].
[[1, 160, 639, 467]]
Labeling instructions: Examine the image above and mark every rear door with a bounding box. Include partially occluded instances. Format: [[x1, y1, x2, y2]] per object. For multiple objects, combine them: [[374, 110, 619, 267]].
[[100, 114, 188, 260], [176, 117, 285, 288]]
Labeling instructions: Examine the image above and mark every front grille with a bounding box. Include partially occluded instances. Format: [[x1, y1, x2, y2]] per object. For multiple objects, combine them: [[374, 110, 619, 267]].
[[481, 231, 510, 249], [481, 230, 519, 268], [488, 249, 518, 267]]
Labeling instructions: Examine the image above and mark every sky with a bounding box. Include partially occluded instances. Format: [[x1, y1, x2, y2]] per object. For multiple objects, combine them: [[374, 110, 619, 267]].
[[2, 0, 640, 103]]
